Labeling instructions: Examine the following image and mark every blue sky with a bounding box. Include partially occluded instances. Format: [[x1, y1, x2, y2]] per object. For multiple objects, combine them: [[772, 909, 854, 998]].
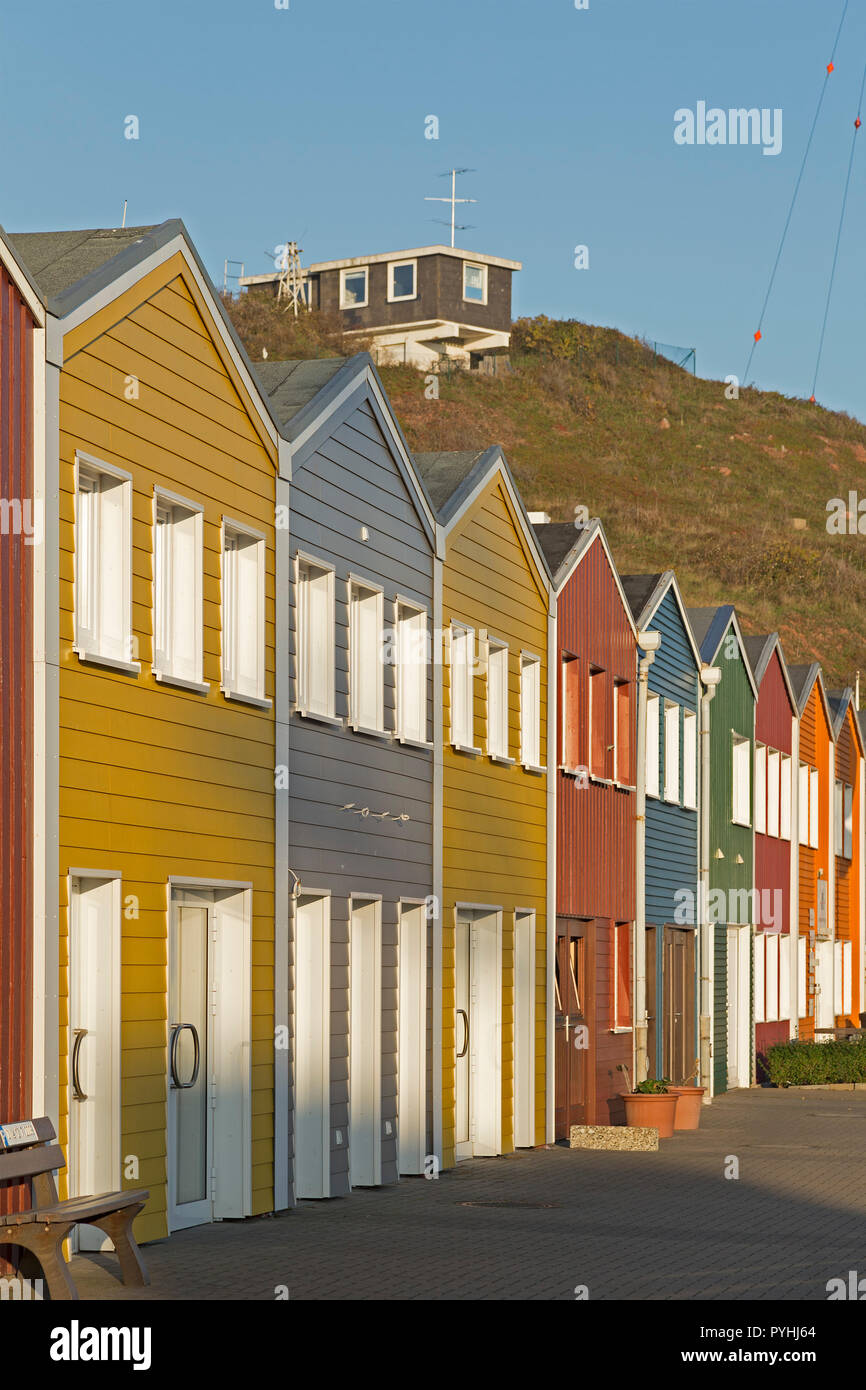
[[3, 0, 865, 417]]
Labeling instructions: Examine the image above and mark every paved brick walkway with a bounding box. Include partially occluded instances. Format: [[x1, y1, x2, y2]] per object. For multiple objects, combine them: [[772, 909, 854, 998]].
[[47, 1089, 866, 1299]]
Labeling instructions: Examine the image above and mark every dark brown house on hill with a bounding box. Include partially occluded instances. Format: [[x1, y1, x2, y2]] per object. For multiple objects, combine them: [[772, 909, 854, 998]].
[[239, 244, 521, 371]]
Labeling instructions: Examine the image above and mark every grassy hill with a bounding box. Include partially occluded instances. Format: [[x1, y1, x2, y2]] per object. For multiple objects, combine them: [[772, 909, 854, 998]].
[[225, 298, 866, 688]]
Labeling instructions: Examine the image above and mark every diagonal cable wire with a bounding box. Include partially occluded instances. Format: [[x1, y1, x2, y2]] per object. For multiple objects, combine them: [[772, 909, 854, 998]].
[[743, 0, 850, 385], [809, 55, 866, 403]]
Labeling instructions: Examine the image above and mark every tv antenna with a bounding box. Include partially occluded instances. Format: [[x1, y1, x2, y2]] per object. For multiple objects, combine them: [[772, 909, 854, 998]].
[[425, 168, 476, 248]]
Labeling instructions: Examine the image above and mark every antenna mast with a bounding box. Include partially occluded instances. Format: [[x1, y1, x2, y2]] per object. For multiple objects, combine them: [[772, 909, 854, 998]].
[[424, 168, 477, 247], [277, 240, 309, 316]]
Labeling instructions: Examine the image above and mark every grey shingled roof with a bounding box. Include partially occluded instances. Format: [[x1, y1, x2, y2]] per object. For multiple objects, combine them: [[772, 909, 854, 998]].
[[619, 574, 664, 626], [254, 357, 359, 426], [9, 225, 162, 303], [786, 662, 822, 715], [413, 450, 489, 514], [532, 522, 585, 579], [684, 606, 722, 657]]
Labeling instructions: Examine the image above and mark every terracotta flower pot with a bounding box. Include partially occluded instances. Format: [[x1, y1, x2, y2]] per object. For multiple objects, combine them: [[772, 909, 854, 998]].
[[668, 1085, 706, 1130], [620, 1091, 679, 1138]]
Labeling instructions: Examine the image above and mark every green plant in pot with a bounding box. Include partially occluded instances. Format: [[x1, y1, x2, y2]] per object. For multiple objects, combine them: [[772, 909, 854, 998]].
[[621, 1075, 679, 1136]]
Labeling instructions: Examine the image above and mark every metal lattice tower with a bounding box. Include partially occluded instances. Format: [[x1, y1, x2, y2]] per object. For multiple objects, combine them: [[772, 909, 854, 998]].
[[276, 241, 309, 315]]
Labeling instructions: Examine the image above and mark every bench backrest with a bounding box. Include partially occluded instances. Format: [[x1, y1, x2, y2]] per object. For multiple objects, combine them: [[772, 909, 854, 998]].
[[0, 1118, 65, 1185]]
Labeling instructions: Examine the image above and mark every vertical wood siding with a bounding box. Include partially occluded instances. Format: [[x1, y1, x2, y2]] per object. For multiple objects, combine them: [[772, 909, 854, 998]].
[[834, 707, 861, 1026], [288, 398, 434, 1194], [797, 684, 831, 1041], [441, 479, 548, 1165], [556, 537, 636, 1123], [708, 622, 755, 1094], [754, 651, 794, 939], [58, 265, 277, 1241], [0, 261, 34, 1231]]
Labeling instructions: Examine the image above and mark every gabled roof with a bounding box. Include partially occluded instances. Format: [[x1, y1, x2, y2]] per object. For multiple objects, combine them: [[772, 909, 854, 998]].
[[620, 570, 702, 669], [414, 447, 550, 598], [826, 688, 866, 754], [533, 518, 636, 636], [7, 218, 284, 454], [743, 633, 798, 712], [0, 225, 45, 322], [685, 604, 759, 700], [620, 573, 663, 623], [786, 662, 834, 726], [257, 353, 435, 541]]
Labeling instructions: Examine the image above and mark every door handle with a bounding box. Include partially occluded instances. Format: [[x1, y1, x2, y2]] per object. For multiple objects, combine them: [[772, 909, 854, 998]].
[[169, 1023, 201, 1089], [456, 1009, 469, 1059], [71, 1028, 88, 1102]]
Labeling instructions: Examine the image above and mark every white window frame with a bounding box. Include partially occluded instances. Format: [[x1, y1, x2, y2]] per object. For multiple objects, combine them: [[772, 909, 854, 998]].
[[809, 767, 819, 848], [450, 622, 478, 753], [295, 553, 336, 722], [682, 708, 697, 810], [798, 762, 809, 846], [767, 748, 780, 838], [754, 744, 767, 835], [73, 451, 138, 673], [780, 753, 792, 840], [348, 576, 385, 735], [646, 691, 660, 799], [732, 733, 751, 827], [394, 599, 429, 746], [387, 258, 417, 303], [664, 701, 680, 804], [462, 261, 488, 305], [520, 652, 543, 772], [152, 487, 205, 692], [339, 265, 369, 309], [222, 519, 268, 707], [486, 638, 512, 763]]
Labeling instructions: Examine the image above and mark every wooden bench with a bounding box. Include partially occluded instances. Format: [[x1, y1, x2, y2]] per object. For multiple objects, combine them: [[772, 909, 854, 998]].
[[0, 1116, 150, 1300]]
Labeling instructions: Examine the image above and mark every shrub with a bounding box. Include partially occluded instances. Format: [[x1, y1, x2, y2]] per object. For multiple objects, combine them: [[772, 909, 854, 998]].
[[765, 1038, 866, 1086]]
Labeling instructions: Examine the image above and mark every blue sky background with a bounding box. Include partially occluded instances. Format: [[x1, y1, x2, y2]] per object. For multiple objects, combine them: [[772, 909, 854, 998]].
[[3, 0, 865, 417]]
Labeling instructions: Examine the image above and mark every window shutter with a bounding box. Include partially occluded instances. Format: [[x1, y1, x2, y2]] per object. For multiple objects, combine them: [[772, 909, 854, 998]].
[[753, 934, 766, 1024], [589, 669, 605, 776], [682, 710, 697, 809], [99, 474, 127, 659], [779, 934, 791, 1021], [809, 768, 819, 848], [562, 657, 579, 769], [780, 755, 792, 840], [765, 933, 779, 1023], [172, 507, 199, 681], [844, 783, 853, 859], [754, 746, 766, 834], [798, 934, 807, 1011], [834, 942, 844, 1015], [616, 682, 631, 783], [646, 692, 660, 797], [397, 605, 426, 742], [767, 749, 780, 838], [664, 702, 680, 802], [76, 473, 97, 649], [235, 536, 260, 697], [843, 941, 853, 1014], [798, 763, 809, 846]]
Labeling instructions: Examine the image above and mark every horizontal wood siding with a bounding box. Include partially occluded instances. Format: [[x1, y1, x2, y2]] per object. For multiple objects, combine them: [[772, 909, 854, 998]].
[[58, 269, 277, 1241], [0, 260, 34, 1239], [288, 397, 434, 1193], [441, 478, 548, 1165]]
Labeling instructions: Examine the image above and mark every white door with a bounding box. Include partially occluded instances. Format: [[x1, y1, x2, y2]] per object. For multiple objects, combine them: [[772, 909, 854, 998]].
[[398, 904, 427, 1175], [168, 888, 249, 1230], [294, 893, 330, 1199], [816, 939, 835, 1033], [69, 876, 120, 1252], [455, 910, 501, 1159], [350, 898, 382, 1187], [513, 911, 535, 1149], [726, 926, 739, 1088]]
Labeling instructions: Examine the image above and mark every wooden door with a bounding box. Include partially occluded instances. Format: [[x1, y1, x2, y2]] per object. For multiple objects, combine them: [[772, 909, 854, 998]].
[[554, 917, 593, 1137], [645, 926, 657, 1078], [662, 926, 696, 1084]]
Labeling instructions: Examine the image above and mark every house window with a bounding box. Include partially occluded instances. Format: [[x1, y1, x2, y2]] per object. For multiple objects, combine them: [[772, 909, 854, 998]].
[[562, 654, 580, 770], [349, 580, 384, 732], [388, 260, 416, 302], [809, 767, 819, 848], [835, 779, 844, 856], [487, 641, 509, 760], [613, 922, 632, 1029], [780, 753, 792, 839], [754, 745, 767, 834], [798, 762, 809, 846], [74, 456, 134, 666], [664, 701, 680, 803], [520, 653, 542, 768], [450, 624, 475, 749], [844, 783, 853, 859], [395, 601, 427, 743], [683, 709, 697, 809], [153, 492, 203, 686], [646, 691, 660, 798], [296, 556, 335, 718], [767, 749, 780, 838], [589, 667, 606, 777], [732, 733, 750, 826], [340, 267, 368, 309], [222, 523, 266, 702], [614, 681, 631, 784], [463, 262, 488, 304]]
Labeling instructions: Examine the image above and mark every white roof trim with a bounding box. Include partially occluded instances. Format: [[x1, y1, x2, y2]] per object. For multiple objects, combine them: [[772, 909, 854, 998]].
[[0, 234, 45, 325], [239, 244, 522, 285], [56, 233, 279, 448]]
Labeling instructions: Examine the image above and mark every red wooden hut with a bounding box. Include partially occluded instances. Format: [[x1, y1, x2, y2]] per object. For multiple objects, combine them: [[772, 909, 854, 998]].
[[532, 519, 638, 1131]]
